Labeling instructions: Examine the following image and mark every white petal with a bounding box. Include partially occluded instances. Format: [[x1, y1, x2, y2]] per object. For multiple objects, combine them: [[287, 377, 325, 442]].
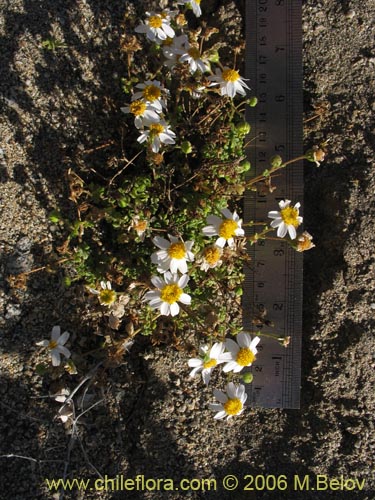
[[51, 350, 61, 366], [223, 361, 237, 373], [206, 215, 222, 226], [57, 331, 70, 345], [177, 259, 188, 274], [227, 382, 237, 399], [237, 332, 251, 348], [179, 293, 191, 305], [51, 326, 61, 341], [151, 276, 164, 289], [213, 389, 227, 404], [188, 358, 203, 368], [163, 23, 175, 38], [56, 345, 71, 359], [202, 226, 218, 237], [170, 302, 180, 316], [160, 302, 170, 315], [225, 338, 240, 355], [216, 237, 226, 248], [277, 223, 288, 238], [177, 274, 189, 288], [210, 342, 224, 359], [288, 225, 297, 240], [153, 236, 170, 249], [268, 210, 280, 219]]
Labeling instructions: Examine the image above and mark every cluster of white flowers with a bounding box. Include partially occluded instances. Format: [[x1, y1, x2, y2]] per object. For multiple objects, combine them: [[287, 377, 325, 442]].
[[121, 79, 176, 153], [188, 332, 260, 419], [144, 234, 194, 316], [122, 2, 250, 154]]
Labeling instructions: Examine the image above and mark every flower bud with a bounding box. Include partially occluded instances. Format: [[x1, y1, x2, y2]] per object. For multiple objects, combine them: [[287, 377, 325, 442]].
[[270, 155, 283, 168], [238, 160, 251, 173], [181, 140, 193, 155], [242, 372, 254, 384], [236, 122, 251, 135], [247, 97, 258, 107]]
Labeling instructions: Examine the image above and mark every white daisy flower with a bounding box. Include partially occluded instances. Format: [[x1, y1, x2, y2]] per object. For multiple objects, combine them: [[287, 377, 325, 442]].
[[137, 120, 176, 153], [178, 0, 202, 17], [144, 272, 191, 317], [132, 80, 168, 113], [208, 67, 250, 98], [121, 100, 161, 129], [36, 326, 71, 367], [180, 46, 210, 73], [188, 342, 231, 385], [88, 280, 117, 306], [223, 332, 260, 373], [162, 34, 189, 67], [199, 245, 223, 271], [209, 382, 247, 420], [151, 235, 194, 274], [135, 11, 175, 43], [268, 199, 303, 240], [202, 208, 245, 248]]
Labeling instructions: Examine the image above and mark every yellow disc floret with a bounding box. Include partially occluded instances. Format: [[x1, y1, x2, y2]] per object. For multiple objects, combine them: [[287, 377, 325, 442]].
[[48, 340, 58, 350], [160, 284, 183, 304], [203, 246, 221, 265], [168, 242, 186, 259], [99, 289, 117, 306], [219, 219, 238, 239], [188, 47, 201, 59], [148, 15, 163, 29], [236, 347, 256, 366], [196, 0, 201, 4], [222, 69, 240, 82], [149, 123, 164, 137], [280, 206, 300, 227], [224, 397, 243, 416], [129, 100, 147, 116], [203, 358, 217, 369], [143, 85, 161, 101]]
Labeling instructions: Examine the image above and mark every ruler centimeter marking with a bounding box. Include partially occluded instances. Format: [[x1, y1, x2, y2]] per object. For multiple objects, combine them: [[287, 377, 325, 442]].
[[243, 0, 303, 408]]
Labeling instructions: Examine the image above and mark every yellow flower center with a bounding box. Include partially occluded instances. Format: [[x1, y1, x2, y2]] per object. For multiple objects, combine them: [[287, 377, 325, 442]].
[[99, 289, 117, 306], [148, 15, 163, 29], [203, 358, 217, 369], [188, 47, 201, 59], [143, 85, 161, 102], [195, 0, 201, 4], [224, 397, 243, 416], [236, 347, 256, 367], [222, 68, 240, 82], [160, 284, 183, 304], [129, 100, 147, 116], [203, 246, 221, 265], [280, 206, 300, 227], [219, 219, 238, 239], [48, 340, 58, 350], [168, 242, 186, 259], [134, 220, 148, 232], [149, 123, 164, 137]]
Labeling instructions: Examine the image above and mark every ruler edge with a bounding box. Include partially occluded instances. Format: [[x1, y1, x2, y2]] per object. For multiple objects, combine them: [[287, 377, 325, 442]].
[[243, 0, 303, 409]]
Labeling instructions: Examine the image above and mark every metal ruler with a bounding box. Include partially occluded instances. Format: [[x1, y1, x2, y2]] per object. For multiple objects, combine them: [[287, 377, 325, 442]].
[[243, 0, 303, 408]]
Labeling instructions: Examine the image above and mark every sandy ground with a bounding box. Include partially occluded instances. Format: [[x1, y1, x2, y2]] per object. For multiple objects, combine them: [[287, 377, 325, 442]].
[[1, 0, 375, 499]]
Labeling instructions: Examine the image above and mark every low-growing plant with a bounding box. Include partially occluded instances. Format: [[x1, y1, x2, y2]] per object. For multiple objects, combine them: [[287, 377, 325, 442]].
[[40, 1, 323, 420]]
